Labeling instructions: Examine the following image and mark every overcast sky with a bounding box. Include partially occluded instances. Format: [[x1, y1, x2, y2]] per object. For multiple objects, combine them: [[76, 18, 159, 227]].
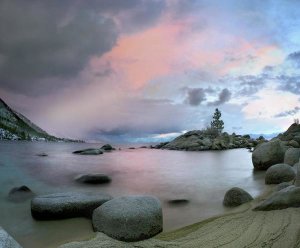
[[1, 0, 300, 142]]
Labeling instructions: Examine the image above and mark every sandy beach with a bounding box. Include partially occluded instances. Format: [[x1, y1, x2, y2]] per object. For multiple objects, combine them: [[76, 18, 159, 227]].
[[59, 187, 300, 248]]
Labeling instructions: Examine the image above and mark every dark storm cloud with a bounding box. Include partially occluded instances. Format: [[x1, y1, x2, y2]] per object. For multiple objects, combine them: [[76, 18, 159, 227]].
[[185, 88, 207, 106], [0, 0, 165, 96], [208, 88, 232, 106], [274, 106, 300, 118]]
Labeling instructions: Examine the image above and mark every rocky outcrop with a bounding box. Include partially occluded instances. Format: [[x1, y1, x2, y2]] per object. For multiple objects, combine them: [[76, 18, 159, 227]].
[[265, 164, 296, 184], [252, 139, 287, 170], [31, 192, 112, 220], [155, 131, 261, 151], [75, 174, 111, 184], [284, 148, 300, 166], [8, 185, 34, 203], [92, 195, 163, 241], [73, 148, 103, 155], [0, 227, 22, 248], [254, 186, 300, 211], [223, 187, 253, 207]]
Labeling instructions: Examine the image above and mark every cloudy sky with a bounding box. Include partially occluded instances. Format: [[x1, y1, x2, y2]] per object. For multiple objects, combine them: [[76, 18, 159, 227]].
[[1, 0, 300, 142]]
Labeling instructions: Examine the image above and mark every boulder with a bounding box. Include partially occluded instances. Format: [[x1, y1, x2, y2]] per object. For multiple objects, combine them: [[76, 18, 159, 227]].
[[75, 174, 111, 184], [252, 139, 287, 170], [284, 148, 300, 166], [31, 192, 112, 220], [265, 164, 296, 184], [0, 227, 22, 248], [36, 153, 48, 157], [254, 186, 300, 211], [275, 182, 292, 191], [92, 195, 163, 241], [101, 144, 115, 151], [8, 185, 34, 203], [288, 140, 300, 148], [73, 148, 103, 155], [167, 199, 189, 205], [223, 187, 253, 207]]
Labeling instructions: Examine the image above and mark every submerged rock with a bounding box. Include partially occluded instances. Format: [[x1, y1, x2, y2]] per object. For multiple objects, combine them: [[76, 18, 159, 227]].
[[167, 199, 189, 205], [265, 164, 295, 184], [101, 144, 115, 151], [284, 148, 300, 166], [254, 186, 300, 211], [8, 185, 34, 203], [252, 139, 287, 170], [36, 153, 48, 157], [223, 187, 253, 207], [73, 148, 103, 155], [75, 174, 111, 184], [92, 195, 163, 241], [0, 227, 22, 248], [31, 192, 112, 220]]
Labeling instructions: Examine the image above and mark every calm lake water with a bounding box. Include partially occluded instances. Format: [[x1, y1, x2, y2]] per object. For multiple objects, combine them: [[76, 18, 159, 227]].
[[0, 141, 267, 248]]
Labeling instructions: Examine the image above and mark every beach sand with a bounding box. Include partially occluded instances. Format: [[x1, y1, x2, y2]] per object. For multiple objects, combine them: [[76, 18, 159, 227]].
[[59, 188, 300, 248]]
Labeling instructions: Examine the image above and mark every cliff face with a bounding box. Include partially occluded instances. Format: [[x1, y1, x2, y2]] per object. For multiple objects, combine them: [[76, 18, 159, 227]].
[[0, 98, 59, 141], [154, 130, 265, 151]]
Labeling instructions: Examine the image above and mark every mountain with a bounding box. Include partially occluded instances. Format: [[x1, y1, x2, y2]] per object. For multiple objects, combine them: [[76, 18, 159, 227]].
[[0, 98, 79, 142]]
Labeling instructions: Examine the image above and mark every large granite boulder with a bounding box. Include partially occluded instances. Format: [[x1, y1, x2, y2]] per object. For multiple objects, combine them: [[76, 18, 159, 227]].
[[254, 186, 300, 211], [265, 164, 296, 184], [223, 187, 253, 207], [252, 139, 287, 170], [31, 192, 112, 220], [288, 140, 300, 148], [75, 174, 111, 184], [8, 185, 34, 203], [92, 195, 163, 241], [0, 227, 22, 248], [73, 148, 103, 155], [284, 148, 300, 166]]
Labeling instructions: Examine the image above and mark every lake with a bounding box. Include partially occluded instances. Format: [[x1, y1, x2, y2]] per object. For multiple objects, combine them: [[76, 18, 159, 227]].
[[0, 141, 267, 247]]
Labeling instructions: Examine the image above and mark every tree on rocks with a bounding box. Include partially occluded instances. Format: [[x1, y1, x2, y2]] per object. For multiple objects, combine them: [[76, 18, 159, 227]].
[[211, 108, 224, 135]]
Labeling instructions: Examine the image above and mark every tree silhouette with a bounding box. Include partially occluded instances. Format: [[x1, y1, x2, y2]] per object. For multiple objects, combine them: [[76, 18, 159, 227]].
[[210, 108, 224, 135]]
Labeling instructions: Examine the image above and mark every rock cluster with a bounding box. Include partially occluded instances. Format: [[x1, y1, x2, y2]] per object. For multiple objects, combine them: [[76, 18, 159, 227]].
[[73, 144, 115, 155], [154, 131, 264, 151]]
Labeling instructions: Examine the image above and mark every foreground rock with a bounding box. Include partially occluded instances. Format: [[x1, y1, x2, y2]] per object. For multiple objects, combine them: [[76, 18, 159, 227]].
[[92, 195, 163, 241], [252, 139, 287, 170], [8, 185, 34, 203], [265, 164, 295, 184], [284, 148, 300, 166], [75, 174, 111, 184], [60, 206, 300, 248], [155, 131, 261, 151], [0, 227, 22, 248], [254, 186, 300, 211], [73, 148, 103, 155], [223, 187, 253, 207], [31, 192, 112, 220]]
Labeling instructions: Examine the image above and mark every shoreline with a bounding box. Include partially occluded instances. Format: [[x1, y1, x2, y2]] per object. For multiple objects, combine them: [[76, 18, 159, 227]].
[[59, 186, 283, 248]]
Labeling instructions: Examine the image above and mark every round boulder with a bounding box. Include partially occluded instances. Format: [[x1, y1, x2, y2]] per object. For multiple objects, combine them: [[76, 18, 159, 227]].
[[252, 139, 287, 170], [8, 185, 34, 203], [31, 192, 112, 220], [284, 148, 300, 166], [223, 187, 253, 207], [288, 140, 300, 148], [101, 144, 115, 151], [75, 174, 111, 184], [92, 195, 163, 241], [265, 163, 296, 184]]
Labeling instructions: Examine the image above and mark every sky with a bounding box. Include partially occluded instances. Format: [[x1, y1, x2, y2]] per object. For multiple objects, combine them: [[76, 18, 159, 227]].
[[1, 0, 300, 142]]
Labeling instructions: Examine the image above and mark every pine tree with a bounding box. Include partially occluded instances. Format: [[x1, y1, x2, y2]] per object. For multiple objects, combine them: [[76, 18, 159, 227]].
[[210, 108, 224, 135]]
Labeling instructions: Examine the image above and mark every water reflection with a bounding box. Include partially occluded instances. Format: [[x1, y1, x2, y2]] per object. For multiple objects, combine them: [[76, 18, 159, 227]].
[[0, 141, 267, 247]]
